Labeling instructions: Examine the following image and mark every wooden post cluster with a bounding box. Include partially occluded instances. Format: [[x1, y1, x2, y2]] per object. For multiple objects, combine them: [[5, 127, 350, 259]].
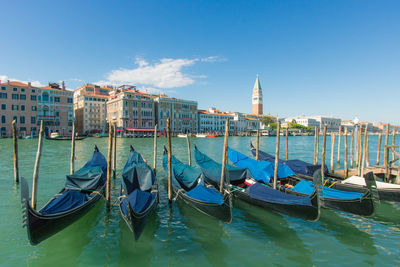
[[360, 126, 368, 177], [31, 120, 44, 210], [321, 125, 327, 183], [106, 122, 113, 205], [376, 132, 382, 165], [113, 124, 117, 179], [285, 128, 289, 161], [273, 121, 281, 189], [337, 126, 342, 164], [330, 133, 335, 173], [167, 118, 172, 203], [186, 134, 191, 166], [220, 119, 230, 193], [12, 120, 19, 184], [153, 124, 157, 172], [350, 131, 354, 168], [256, 129, 259, 160], [314, 126, 319, 165], [344, 127, 348, 177], [70, 122, 76, 174]]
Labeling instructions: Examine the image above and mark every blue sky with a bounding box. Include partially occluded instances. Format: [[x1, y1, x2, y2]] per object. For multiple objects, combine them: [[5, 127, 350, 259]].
[[1, 0, 399, 124]]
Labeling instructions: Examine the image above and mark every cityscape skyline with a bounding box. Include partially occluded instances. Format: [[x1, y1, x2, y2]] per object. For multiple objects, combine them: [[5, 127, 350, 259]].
[[1, 1, 399, 124]]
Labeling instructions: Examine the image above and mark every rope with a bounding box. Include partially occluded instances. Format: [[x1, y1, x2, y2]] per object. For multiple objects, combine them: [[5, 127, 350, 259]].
[[328, 180, 341, 188], [173, 189, 184, 201]]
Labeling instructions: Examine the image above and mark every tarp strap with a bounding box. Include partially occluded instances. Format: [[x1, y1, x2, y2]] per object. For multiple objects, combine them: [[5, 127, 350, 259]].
[[328, 180, 341, 188], [174, 188, 184, 201]]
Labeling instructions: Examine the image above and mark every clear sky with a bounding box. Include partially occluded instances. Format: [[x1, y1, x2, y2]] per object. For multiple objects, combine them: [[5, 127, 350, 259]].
[[1, 0, 399, 124]]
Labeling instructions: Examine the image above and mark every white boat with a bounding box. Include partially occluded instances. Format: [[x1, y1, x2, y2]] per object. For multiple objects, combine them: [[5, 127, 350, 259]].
[[195, 133, 207, 138], [342, 176, 400, 189], [177, 133, 187, 138]]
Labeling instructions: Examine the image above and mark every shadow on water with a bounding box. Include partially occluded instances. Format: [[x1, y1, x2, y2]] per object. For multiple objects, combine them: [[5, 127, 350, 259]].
[[176, 198, 229, 267], [316, 209, 378, 264], [27, 200, 104, 266], [372, 201, 400, 227], [233, 200, 313, 266]]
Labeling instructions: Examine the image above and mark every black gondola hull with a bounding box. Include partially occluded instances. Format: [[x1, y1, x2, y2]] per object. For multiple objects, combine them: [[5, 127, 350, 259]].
[[21, 178, 104, 245]]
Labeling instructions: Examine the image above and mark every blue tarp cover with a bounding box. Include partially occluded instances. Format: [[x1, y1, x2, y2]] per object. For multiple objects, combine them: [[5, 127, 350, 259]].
[[41, 190, 89, 215], [185, 185, 224, 205], [247, 182, 312, 206], [251, 147, 328, 176], [228, 147, 295, 183], [292, 180, 364, 199], [194, 148, 252, 183], [163, 153, 203, 191], [122, 150, 155, 193], [121, 189, 156, 215]]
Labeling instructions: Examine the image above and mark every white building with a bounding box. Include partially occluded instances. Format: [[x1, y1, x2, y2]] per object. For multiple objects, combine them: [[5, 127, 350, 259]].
[[285, 116, 320, 129], [309, 116, 341, 132], [198, 107, 235, 133]]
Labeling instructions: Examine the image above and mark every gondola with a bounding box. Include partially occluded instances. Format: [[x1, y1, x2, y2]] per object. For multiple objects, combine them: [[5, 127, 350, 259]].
[[162, 147, 232, 222], [119, 146, 159, 240], [20, 146, 107, 245], [247, 145, 376, 216], [194, 146, 321, 221]]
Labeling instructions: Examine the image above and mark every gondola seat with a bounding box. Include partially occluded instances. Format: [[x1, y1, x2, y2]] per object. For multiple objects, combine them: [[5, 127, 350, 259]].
[[185, 185, 224, 204]]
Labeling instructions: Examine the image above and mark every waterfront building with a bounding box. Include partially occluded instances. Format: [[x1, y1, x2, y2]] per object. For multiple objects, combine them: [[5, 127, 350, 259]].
[[246, 116, 261, 131], [198, 107, 235, 133], [0, 80, 38, 137], [252, 74, 263, 116], [106, 88, 155, 136], [37, 82, 74, 136], [284, 116, 320, 129], [155, 95, 198, 133], [73, 84, 112, 135]]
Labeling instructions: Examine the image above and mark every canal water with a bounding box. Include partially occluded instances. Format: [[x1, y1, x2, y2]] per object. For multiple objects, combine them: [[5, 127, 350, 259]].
[[1, 135, 399, 266]]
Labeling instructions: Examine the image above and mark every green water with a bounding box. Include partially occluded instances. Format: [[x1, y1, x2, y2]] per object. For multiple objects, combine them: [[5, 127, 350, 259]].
[[1, 136, 399, 266]]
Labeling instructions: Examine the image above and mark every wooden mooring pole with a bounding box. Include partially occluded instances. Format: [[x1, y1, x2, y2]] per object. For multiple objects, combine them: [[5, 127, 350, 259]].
[[314, 126, 319, 165], [377, 132, 382, 165], [70, 122, 76, 174], [384, 124, 389, 167], [392, 130, 396, 160], [321, 125, 327, 183], [357, 129, 362, 169], [337, 126, 342, 164], [361, 126, 368, 177], [167, 118, 172, 203], [350, 131, 354, 168], [186, 134, 191, 166], [256, 129, 259, 160], [344, 127, 348, 177], [366, 132, 370, 167], [273, 121, 281, 189], [106, 122, 113, 205], [330, 133, 335, 173], [12, 120, 19, 184], [220, 119, 229, 193], [285, 128, 289, 161], [153, 124, 157, 172], [31, 120, 44, 209], [112, 124, 117, 179]]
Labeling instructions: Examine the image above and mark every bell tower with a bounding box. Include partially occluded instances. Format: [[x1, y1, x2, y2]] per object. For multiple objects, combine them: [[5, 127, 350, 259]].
[[252, 74, 263, 115]]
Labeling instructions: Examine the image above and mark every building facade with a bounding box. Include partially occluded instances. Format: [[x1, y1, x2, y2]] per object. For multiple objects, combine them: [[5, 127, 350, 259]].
[[284, 116, 320, 129], [0, 81, 38, 137], [73, 84, 111, 135], [198, 107, 235, 133], [155, 95, 198, 133], [37, 82, 74, 136], [106, 89, 155, 134], [252, 74, 263, 116]]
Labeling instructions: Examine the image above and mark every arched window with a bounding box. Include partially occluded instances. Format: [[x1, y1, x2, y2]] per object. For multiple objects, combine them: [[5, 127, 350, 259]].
[[42, 92, 49, 102]]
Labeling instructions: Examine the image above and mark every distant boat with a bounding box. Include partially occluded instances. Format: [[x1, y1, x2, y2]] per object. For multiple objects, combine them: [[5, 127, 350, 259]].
[[47, 132, 86, 141], [195, 133, 207, 138], [177, 133, 187, 138], [206, 132, 220, 138]]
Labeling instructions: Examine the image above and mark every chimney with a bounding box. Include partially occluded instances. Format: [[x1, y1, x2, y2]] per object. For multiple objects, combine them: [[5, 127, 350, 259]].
[[62, 81, 65, 90], [7, 80, 10, 85], [28, 82, 31, 87]]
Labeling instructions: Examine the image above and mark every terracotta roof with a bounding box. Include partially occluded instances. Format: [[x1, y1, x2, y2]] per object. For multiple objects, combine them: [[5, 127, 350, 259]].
[[40, 86, 73, 92], [0, 81, 30, 87], [199, 110, 233, 116]]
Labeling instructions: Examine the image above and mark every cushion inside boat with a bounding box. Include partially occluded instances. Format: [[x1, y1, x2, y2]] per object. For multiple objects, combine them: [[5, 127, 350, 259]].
[[342, 176, 400, 189], [40, 190, 89, 215], [292, 180, 364, 199], [185, 185, 224, 205], [247, 182, 312, 206], [121, 189, 155, 215]]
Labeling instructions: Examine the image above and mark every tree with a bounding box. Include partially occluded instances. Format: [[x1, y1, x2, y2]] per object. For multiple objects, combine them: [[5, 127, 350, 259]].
[[262, 116, 275, 126]]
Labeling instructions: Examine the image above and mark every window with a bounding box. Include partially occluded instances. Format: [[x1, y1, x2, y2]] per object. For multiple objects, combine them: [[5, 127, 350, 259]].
[[20, 94, 26, 100], [42, 92, 49, 102], [31, 106, 37, 111], [12, 94, 19, 100], [1, 104, 5, 110], [56, 112, 59, 117], [67, 98, 73, 103], [54, 97, 60, 103], [13, 116, 17, 123], [31, 95, 36, 101], [13, 87, 17, 91], [31, 89, 36, 93], [20, 116, 25, 124], [1, 86, 5, 90], [1, 116, 5, 124], [31, 116, 36, 124], [21, 88, 25, 92], [21, 105, 25, 111], [141, 103, 145, 108], [12, 105, 18, 110], [0, 93, 6, 99]]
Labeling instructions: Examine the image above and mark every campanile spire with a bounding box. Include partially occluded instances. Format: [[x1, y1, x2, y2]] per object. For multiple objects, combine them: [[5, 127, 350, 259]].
[[252, 74, 263, 115]]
